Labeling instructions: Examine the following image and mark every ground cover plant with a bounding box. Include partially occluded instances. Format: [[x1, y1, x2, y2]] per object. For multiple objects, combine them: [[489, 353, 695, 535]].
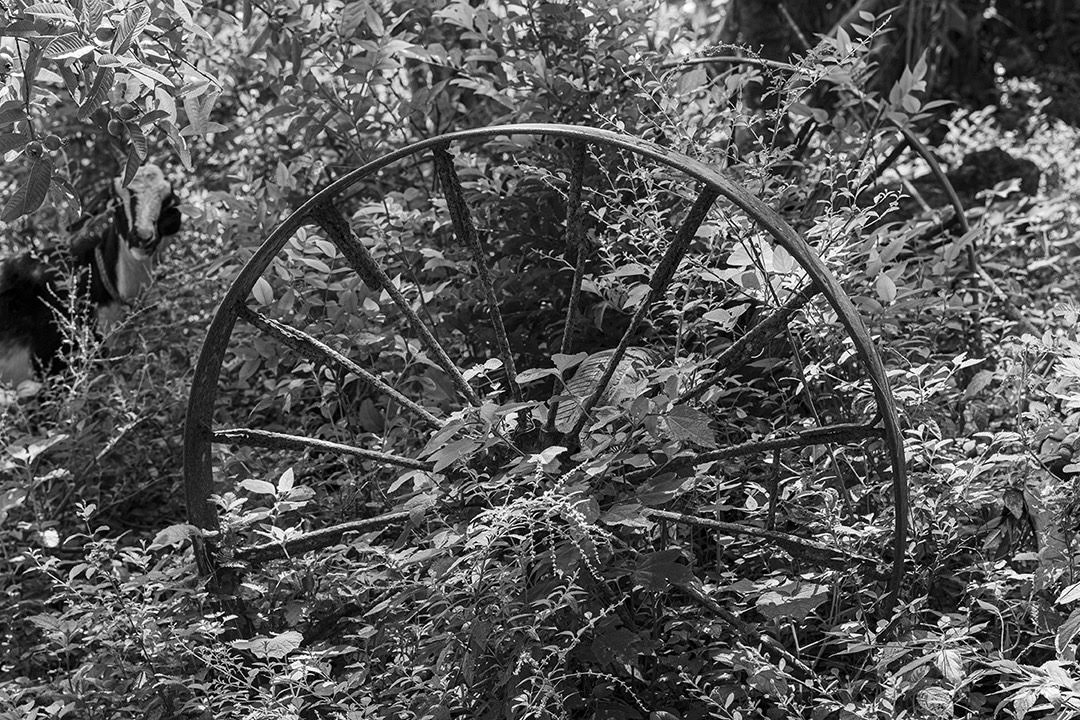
[[3, 1, 1080, 718]]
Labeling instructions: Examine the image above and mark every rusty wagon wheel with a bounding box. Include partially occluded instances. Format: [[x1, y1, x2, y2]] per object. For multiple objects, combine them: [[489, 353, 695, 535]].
[[183, 123, 908, 612]]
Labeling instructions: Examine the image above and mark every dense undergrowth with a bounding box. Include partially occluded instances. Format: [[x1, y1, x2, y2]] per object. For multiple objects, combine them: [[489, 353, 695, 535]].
[[3, 1, 1080, 718]]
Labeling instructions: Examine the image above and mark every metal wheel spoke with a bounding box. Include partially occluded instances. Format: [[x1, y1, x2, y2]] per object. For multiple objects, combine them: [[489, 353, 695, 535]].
[[568, 185, 720, 437], [678, 283, 820, 403], [214, 427, 432, 471], [309, 201, 480, 406], [545, 142, 589, 438], [625, 420, 883, 484], [237, 305, 444, 430], [433, 146, 521, 401]]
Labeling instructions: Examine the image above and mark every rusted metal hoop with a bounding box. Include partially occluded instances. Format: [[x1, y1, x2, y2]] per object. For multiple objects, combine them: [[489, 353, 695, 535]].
[[183, 123, 907, 610]]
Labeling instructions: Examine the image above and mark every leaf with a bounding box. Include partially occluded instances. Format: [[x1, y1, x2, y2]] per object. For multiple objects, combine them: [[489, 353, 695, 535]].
[[1, 154, 53, 222], [430, 437, 481, 472], [230, 630, 303, 659], [1057, 582, 1080, 606], [77, 66, 114, 118], [251, 277, 273, 305], [112, 4, 151, 55], [127, 63, 175, 89], [551, 352, 587, 373], [85, 0, 104, 29], [527, 446, 567, 465], [239, 478, 277, 496], [45, 33, 94, 61], [22, 3, 78, 22], [632, 549, 693, 591], [963, 369, 995, 400], [149, 523, 199, 549], [122, 145, 141, 186], [0, 132, 29, 153], [875, 273, 897, 304], [935, 647, 964, 684], [755, 582, 829, 621], [771, 244, 795, 273], [126, 121, 147, 160], [515, 367, 559, 384], [1056, 608, 1080, 654], [664, 404, 716, 448], [277, 467, 294, 492], [0, 101, 27, 126], [555, 347, 658, 433]]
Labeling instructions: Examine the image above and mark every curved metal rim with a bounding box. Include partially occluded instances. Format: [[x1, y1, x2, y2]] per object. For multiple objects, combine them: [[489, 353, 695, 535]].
[[182, 122, 907, 607]]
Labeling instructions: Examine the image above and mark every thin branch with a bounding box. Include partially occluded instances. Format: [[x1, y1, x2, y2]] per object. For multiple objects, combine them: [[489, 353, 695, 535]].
[[626, 420, 883, 484], [309, 201, 481, 406], [568, 186, 719, 437], [645, 509, 881, 571], [214, 427, 433, 471], [237, 510, 414, 564], [679, 283, 819, 402], [237, 305, 444, 429], [433, 146, 521, 400]]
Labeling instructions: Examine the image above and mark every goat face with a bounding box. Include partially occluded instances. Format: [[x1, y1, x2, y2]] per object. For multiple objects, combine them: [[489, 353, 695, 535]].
[[113, 163, 181, 257], [109, 164, 181, 302]]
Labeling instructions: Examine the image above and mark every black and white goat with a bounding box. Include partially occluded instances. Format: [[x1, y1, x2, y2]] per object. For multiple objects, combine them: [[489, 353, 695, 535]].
[[0, 164, 181, 389]]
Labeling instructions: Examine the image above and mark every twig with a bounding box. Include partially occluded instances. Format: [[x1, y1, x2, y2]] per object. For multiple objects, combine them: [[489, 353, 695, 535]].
[[644, 508, 881, 571], [237, 510, 414, 565]]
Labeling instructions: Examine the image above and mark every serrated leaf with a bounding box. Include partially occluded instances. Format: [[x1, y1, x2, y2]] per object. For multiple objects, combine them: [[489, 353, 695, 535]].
[[77, 66, 114, 118], [112, 4, 151, 55], [22, 3, 78, 22], [935, 647, 964, 684], [2, 155, 53, 222], [664, 404, 716, 448], [45, 33, 95, 60]]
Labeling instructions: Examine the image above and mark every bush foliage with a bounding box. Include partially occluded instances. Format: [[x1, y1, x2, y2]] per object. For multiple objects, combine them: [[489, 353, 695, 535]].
[[4, 1, 1080, 718]]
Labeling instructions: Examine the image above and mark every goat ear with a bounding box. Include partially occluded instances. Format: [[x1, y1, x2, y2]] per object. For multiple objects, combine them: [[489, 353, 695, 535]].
[[157, 206, 182, 237]]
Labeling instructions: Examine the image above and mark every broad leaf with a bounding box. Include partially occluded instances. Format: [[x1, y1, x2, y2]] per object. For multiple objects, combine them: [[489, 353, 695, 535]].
[[1, 154, 53, 222], [632, 549, 693, 591], [22, 3, 77, 22], [45, 33, 94, 61], [0, 132, 29, 153], [77, 66, 114, 118], [665, 404, 716, 448], [112, 5, 151, 55], [231, 630, 303, 659], [149, 523, 199, 549], [756, 582, 829, 621]]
